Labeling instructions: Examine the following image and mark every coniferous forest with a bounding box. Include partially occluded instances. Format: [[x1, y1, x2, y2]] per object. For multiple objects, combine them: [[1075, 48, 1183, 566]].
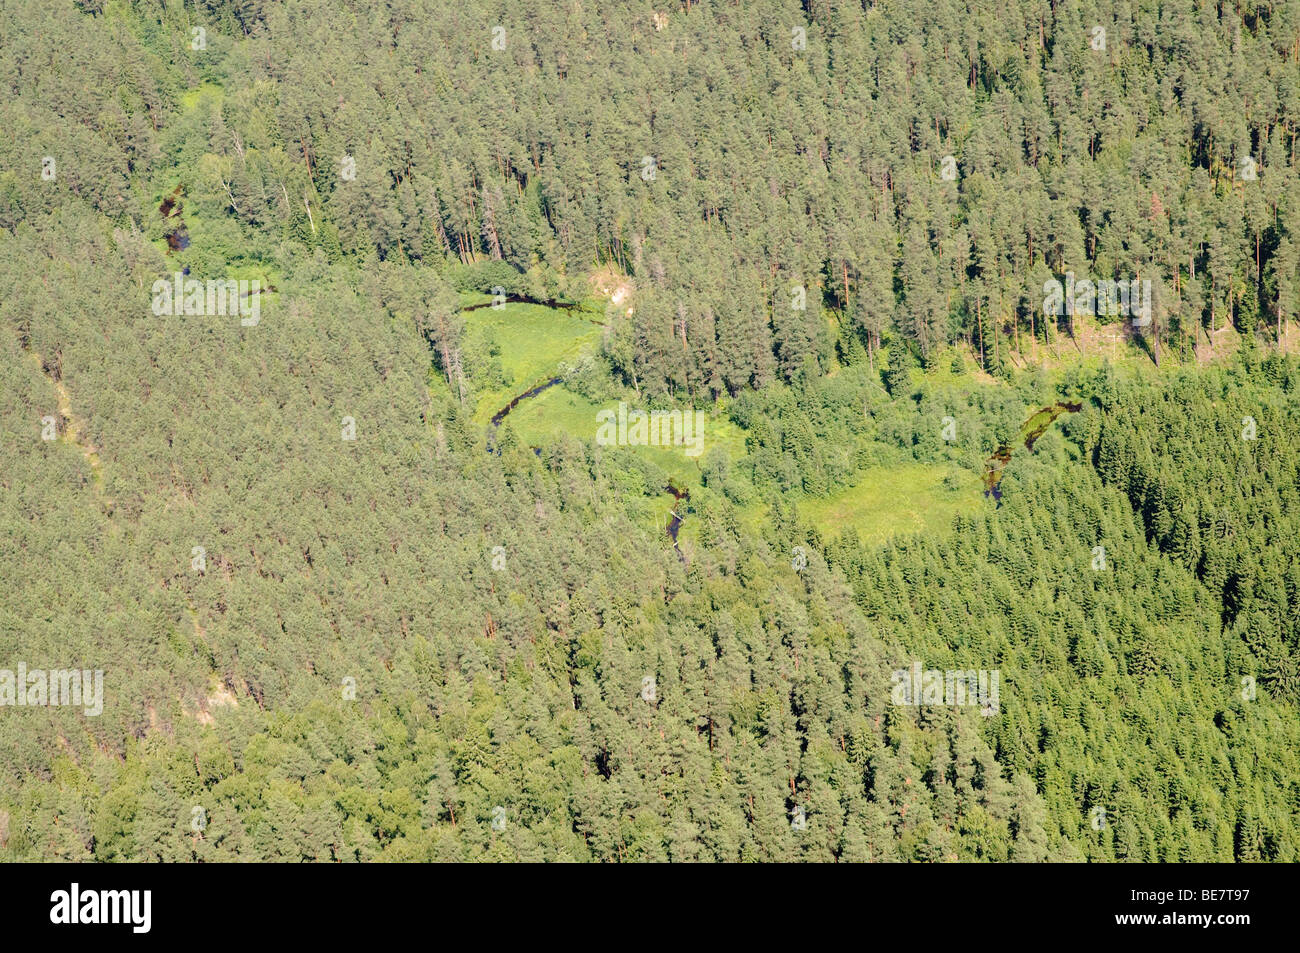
[[1, 0, 1299, 865]]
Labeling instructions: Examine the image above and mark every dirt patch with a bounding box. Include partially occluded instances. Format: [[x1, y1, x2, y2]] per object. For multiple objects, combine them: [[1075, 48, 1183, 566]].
[[196, 678, 238, 726], [589, 268, 634, 313]]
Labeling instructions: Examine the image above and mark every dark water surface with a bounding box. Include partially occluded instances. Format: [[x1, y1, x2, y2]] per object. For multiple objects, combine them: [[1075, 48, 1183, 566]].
[[490, 377, 562, 428], [460, 294, 606, 326], [665, 482, 689, 563], [160, 185, 190, 252], [983, 401, 1084, 503]]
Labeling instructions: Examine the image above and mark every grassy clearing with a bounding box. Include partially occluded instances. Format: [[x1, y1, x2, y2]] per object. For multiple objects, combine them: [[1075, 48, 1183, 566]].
[[468, 303, 994, 548], [179, 83, 224, 113], [464, 299, 745, 479], [464, 300, 749, 552], [498, 384, 749, 487], [796, 459, 980, 544], [463, 301, 602, 421]]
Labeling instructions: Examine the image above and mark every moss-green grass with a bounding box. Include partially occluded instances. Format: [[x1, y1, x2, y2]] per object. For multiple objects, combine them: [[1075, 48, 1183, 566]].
[[796, 460, 980, 544], [468, 306, 998, 548], [179, 83, 224, 113], [463, 301, 602, 421], [497, 384, 749, 488]]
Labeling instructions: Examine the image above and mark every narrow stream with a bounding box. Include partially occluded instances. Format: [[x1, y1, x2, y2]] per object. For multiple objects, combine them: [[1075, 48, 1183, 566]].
[[462, 294, 581, 313], [983, 401, 1083, 504], [665, 482, 689, 563], [461, 294, 606, 326], [458, 295, 588, 452], [490, 377, 562, 427], [454, 294, 685, 562]]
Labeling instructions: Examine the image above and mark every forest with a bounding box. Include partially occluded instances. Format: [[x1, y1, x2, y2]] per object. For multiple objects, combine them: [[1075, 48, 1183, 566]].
[[0, 0, 1297, 861]]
